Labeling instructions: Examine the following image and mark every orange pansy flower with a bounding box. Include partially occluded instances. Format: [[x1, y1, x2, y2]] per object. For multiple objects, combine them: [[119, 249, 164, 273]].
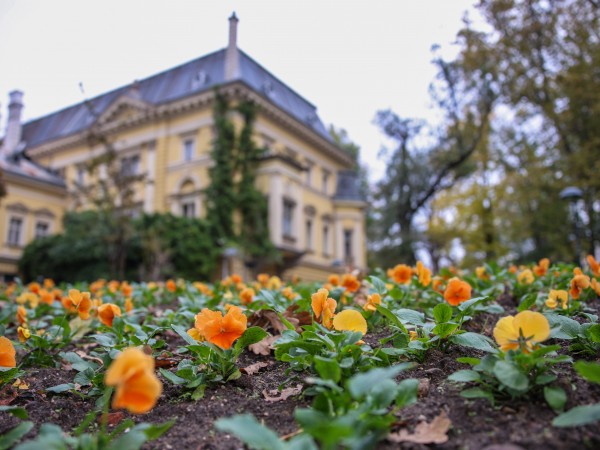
[[16, 306, 27, 326], [517, 269, 534, 285], [27, 282, 41, 294], [341, 274, 361, 293], [328, 274, 340, 286], [587, 255, 600, 277], [257, 273, 269, 287], [443, 278, 472, 306], [533, 258, 550, 277], [391, 264, 413, 284], [493, 311, 550, 353], [363, 293, 381, 312], [432, 277, 445, 294], [416, 261, 432, 286], [67, 289, 93, 320], [0, 336, 16, 368], [39, 289, 54, 305], [239, 287, 255, 305], [98, 303, 122, 327], [193, 306, 247, 350], [281, 287, 297, 300], [311, 288, 337, 329], [165, 279, 177, 293], [591, 278, 600, 297], [570, 274, 590, 299], [124, 297, 133, 313], [18, 326, 31, 343], [105, 347, 162, 414]]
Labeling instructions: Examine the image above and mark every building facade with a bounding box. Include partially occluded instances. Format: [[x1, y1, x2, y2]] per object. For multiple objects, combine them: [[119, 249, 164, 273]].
[[0, 15, 366, 281]]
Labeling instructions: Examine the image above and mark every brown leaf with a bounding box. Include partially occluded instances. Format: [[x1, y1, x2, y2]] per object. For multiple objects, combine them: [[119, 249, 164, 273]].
[[12, 378, 29, 390], [388, 410, 451, 444], [240, 361, 271, 375], [262, 384, 302, 402], [99, 411, 125, 427], [417, 378, 430, 398], [249, 335, 278, 355], [0, 385, 18, 406]]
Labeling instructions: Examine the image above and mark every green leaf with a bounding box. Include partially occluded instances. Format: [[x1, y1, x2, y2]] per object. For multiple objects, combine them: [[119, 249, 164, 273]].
[[456, 357, 481, 366], [171, 324, 198, 345], [46, 383, 76, 393], [448, 370, 481, 382], [450, 332, 496, 352], [457, 296, 488, 311], [574, 361, 600, 384], [347, 363, 414, 399], [105, 429, 148, 450], [460, 387, 494, 405], [535, 373, 557, 385], [234, 327, 268, 351], [0, 368, 23, 384], [313, 356, 341, 383], [552, 403, 600, 427], [432, 322, 458, 338], [374, 305, 408, 333], [546, 314, 581, 339], [276, 313, 296, 331], [544, 386, 567, 412], [159, 368, 187, 385], [368, 276, 388, 295], [395, 378, 419, 408], [433, 303, 453, 323], [587, 324, 600, 343], [0, 422, 34, 450], [517, 293, 537, 312], [394, 308, 426, 326], [493, 361, 529, 392], [139, 420, 175, 440], [0, 406, 28, 419], [287, 434, 319, 450], [215, 414, 286, 450]]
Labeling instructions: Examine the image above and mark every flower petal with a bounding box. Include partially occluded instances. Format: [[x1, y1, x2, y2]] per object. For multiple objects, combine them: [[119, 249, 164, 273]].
[[513, 311, 550, 343], [493, 315, 516, 348], [333, 309, 368, 335]]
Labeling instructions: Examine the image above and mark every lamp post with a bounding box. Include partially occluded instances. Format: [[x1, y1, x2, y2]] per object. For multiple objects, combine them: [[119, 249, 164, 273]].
[[560, 186, 583, 265]]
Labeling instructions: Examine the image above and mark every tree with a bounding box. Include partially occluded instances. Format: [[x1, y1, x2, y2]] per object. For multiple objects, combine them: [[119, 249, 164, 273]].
[[371, 32, 497, 266]]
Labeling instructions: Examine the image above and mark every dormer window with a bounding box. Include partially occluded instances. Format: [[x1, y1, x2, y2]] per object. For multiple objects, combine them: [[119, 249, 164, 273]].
[[192, 71, 209, 89]]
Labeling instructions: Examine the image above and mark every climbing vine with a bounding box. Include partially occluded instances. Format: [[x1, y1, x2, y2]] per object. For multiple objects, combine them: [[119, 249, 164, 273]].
[[205, 91, 278, 266]]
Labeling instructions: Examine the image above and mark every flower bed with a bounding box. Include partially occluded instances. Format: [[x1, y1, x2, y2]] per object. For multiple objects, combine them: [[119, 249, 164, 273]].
[[1, 258, 599, 449]]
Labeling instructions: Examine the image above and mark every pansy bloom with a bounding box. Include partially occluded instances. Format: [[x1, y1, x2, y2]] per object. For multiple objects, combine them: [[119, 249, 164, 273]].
[[341, 274, 361, 293], [0, 336, 16, 368], [363, 293, 381, 312], [517, 269, 534, 285], [332, 309, 367, 335], [105, 347, 162, 414], [193, 306, 247, 350], [570, 274, 590, 299], [416, 261, 432, 286], [443, 278, 472, 306], [98, 303, 122, 327], [239, 287, 255, 305], [545, 289, 568, 309], [493, 311, 550, 353], [587, 255, 600, 277], [391, 264, 412, 284], [65, 289, 93, 320], [311, 288, 337, 329], [533, 258, 550, 277]]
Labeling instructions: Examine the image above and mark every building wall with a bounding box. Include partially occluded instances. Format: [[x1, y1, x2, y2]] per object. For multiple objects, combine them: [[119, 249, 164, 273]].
[[0, 173, 66, 278], [27, 92, 366, 282]]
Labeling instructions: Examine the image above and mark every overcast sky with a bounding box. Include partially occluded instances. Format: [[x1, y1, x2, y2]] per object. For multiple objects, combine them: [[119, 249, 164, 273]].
[[0, 0, 476, 180]]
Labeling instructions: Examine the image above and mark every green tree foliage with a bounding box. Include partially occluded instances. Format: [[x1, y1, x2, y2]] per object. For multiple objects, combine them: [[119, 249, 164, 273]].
[[19, 212, 216, 283], [205, 91, 277, 266]]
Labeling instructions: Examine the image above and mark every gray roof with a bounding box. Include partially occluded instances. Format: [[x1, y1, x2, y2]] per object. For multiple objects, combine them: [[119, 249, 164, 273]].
[[21, 49, 331, 149], [0, 151, 66, 188]]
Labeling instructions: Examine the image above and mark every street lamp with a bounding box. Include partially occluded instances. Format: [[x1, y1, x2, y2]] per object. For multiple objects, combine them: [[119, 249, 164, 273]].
[[560, 186, 583, 265]]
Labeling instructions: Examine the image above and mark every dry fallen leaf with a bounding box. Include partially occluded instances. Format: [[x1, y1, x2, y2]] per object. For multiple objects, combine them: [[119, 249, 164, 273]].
[[12, 378, 29, 390], [417, 378, 430, 398], [388, 410, 451, 444], [99, 411, 125, 427], [249, 335, 278, 355], [240, 361, 271, 375], [0, 385, 18, 406], [262, 384, 302, 402]]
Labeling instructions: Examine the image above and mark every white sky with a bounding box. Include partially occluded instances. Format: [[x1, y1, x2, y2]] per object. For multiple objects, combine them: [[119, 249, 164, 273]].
[[0, 0, 476, 181]]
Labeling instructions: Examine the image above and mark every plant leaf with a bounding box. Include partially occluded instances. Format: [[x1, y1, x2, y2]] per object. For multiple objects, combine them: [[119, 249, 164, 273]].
[[215, 414, 286, 450], [552, 403, 600, 427], [544, 386, 567, 412]]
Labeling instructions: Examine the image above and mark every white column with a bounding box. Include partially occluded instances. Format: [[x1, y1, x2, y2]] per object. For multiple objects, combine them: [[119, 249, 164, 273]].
[[144, 142, 156, 213], [335, 217, 344, 261], [269, 174, 282, 246], [354, 218, 364, 268]]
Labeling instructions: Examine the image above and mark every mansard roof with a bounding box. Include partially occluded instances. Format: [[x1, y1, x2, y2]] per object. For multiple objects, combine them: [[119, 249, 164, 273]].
[[21, 49, 331, 149]]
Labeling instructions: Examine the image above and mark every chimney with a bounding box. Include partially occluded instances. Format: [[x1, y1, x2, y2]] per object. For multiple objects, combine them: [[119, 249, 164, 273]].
[[224, 12, 240, 81], [2, 90, 24, 156]]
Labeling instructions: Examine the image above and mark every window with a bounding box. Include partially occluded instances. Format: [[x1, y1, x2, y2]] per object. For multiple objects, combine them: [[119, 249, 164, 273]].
[[344, 229, 353, 263], [121, 155, 140, 177], [322, 170, 330, 194], [283, 200, 295, 237], [305, 161, 314, 186], [76, 165, 86, 185], [183, 138, 194, 162], [35, 221, 50, 238], [182, 201, 196, 218], [322, 225, 330, 256], [7, 217, 23, 246], [305, 219, 313, 251]]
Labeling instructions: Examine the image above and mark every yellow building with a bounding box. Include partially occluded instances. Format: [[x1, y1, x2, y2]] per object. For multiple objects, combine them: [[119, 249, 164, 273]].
[[1, 15, 366, 282]]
